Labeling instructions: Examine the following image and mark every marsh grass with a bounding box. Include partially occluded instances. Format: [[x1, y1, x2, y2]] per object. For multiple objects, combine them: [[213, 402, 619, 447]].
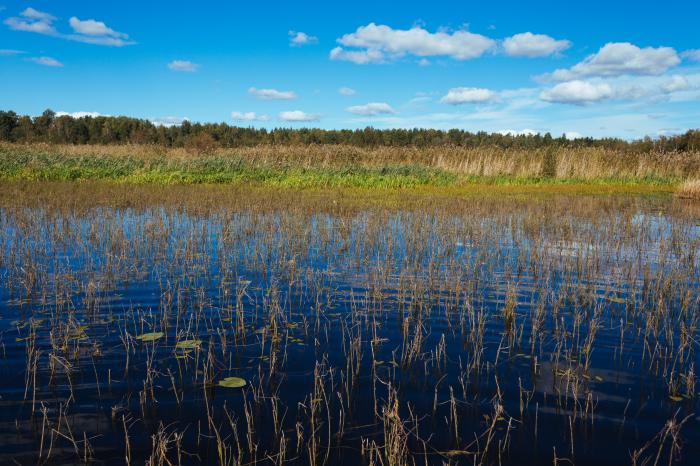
[[1, 142, 699, 189], [0, 182, 699, 465], [676, 179, 700, 200]]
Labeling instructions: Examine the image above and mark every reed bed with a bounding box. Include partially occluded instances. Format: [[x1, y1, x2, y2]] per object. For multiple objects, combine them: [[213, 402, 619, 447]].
[[0, 182, 698, 465], [676, 179, 700, 200], [2, 143, 699, 188]]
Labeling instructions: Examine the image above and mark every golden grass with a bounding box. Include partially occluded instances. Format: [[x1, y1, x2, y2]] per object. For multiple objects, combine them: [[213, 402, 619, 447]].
[[4, 142, 700, 180], [676, 179, 700, 200]]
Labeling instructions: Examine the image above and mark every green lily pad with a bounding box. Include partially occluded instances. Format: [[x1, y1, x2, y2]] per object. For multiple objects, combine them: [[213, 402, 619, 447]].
[[218, 377, 247, 388], [136, 332, 164, 342], [605, 296, 626, 304], [176, 339, 201, 350]]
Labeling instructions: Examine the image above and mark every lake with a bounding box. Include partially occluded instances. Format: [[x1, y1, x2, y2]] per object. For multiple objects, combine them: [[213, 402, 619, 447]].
[[0, 182, 698, 466]]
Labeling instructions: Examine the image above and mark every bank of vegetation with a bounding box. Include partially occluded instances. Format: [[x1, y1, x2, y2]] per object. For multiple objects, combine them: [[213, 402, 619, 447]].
[[1, 110, 699, 190]]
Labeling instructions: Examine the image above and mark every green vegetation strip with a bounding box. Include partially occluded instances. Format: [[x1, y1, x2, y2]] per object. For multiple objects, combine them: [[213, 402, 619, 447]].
[[0, 147, 680, 191]]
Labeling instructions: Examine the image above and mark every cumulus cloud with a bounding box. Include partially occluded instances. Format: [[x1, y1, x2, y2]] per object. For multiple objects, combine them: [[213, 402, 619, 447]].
[[231, 111, 269, 122], [168, 60, 199, 72], [681, 49, 700, 62], [330, 47, 385, 64], [540, 80, 614, 104], [289, 31, 318, 46], [249, 87, 297, 100], [5, 7, 57, 34], [502, 32, 571, 57], [20, 7, 55, 22], [547, 42, 680, 81], [150, 117, 189, 127], [564, 131, 584, 140], [498, 129, 539, 136], [440, 87, 496, 104], [69, 17, 127, 38], [661, 75, 690, 93], [27, 56, 63, 67], [4, 7, 134, 46], [540, 73, 695, 105], [338, 86, 357, 96], [330, 23, 495, 64], [345, 102, 395, 115], [278, 110, 319, 122], [55, 111, 105, 118]]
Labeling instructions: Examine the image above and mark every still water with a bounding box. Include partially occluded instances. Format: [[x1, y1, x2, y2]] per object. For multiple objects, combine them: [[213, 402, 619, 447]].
[[0, 183, 698, 465]]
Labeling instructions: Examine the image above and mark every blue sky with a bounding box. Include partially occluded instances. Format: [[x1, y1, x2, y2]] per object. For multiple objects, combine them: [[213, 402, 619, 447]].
[[1, 1, 699, 139]]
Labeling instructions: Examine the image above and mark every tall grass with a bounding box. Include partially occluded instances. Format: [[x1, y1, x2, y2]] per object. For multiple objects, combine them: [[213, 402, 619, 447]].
[[2, 142, 699, 188], [676, 179, 700, 200]]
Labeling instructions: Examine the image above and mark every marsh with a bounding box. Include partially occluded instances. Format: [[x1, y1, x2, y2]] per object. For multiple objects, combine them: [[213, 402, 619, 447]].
[[0, 182, 698, 465]]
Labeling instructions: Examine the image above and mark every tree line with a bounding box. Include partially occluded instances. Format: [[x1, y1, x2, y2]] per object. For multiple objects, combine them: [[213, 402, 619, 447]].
[[1, 109, 699, 153]]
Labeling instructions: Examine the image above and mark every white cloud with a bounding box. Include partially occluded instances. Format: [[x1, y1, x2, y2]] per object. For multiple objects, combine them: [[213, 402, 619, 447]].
[[345, 102, 395, 115], [27, 56, 63, 67], [4, 8, 134, 46], [249, 87, 296, 100], [681, 49, 700, 62], [231, 111, 269, 122], [0, 49, 24, 55], [661, 75, 689, 93], [440, 87, 496, 104], [540, 73, 696, 105], [56, 111, 105, 118], [330, 47, 385, 64], [5, 7, 57, 34], [502, 32, 571, 57], [278, 110, 319, 122], [168, 60, 199, 72], [338, 86, 357, 96], [540, 80, 614, 104], [289, 31, 317, 46], [498, 129, 539, 136], [20, 7, 55, 22], [548, 42, 680, 81], [564, 131, 584, 140], [330, 23, 495, 64], [69, 17, 127, 38], [150, 117, 188, 127]]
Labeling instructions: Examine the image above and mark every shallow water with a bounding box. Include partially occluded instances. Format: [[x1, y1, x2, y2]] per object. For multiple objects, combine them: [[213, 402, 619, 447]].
[[0, 184, 698, 465]]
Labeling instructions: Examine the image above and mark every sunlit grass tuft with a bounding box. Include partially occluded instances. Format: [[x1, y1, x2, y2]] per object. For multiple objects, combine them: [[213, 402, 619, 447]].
[[676, 179, 700, 200]]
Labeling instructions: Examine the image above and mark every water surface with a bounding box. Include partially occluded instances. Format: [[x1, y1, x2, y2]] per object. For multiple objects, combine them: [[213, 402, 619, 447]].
[[0, 183, 698, 465]]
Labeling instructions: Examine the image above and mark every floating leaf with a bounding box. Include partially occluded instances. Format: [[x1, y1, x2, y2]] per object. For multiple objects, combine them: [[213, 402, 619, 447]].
[[605, 296, 626, 304], [669, 395, 683, 402], [176, 339, 201, 350], [218, 377, 247, 388], [136, 332, 164, 342]]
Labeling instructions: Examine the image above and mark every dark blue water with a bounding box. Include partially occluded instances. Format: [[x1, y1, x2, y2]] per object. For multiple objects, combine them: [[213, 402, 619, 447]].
[[0, 192, 698, 465]]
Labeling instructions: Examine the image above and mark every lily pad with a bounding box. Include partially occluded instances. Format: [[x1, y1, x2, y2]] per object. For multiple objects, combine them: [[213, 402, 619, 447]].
[[136, 332, 164, 342], [605, 296, 626, 304], [669, 395, 683, 402], [218, 376, 247, 388], [176, 339, 201, 350]]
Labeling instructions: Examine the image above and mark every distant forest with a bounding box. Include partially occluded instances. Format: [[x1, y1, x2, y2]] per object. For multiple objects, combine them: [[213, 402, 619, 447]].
[[1, 109, 699, 153]]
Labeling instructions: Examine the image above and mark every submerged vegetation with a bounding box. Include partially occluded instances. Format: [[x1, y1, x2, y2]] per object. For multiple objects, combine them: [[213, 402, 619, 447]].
[[0, 182, 698, 465]]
